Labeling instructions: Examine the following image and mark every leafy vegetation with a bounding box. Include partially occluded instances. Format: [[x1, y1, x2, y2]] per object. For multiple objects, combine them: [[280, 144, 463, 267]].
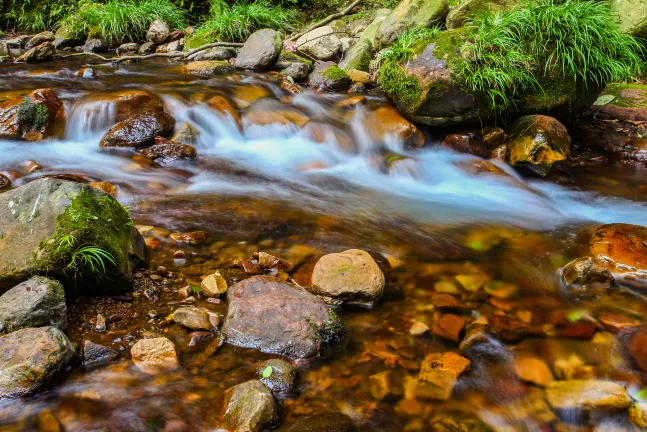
[[187, 0, 297, 45], [17, 98, 49, 132], [1, 0, 77, 32], [56, 235, 116, 275], [61, 0, 187, 45]]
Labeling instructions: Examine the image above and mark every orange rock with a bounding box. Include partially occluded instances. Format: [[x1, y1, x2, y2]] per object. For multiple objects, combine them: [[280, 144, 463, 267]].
[[431, 314, 465, 343], [590, 223, 647, 288], [206, 95, 242, 131], [365, 105, 426, 148], [89, 181, 117, 197], [514, 356, 553, 386]]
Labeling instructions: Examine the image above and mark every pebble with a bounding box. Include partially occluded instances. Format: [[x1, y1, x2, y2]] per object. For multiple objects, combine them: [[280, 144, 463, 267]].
[[95, 314, 106, 332], [432, 314, 465, 343], [409, 321, 429, 336]]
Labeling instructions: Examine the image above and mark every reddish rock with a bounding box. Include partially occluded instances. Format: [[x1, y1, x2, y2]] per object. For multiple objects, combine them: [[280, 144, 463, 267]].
[[619, 326, 647, 374], [440, 130, 490, 157], [430, 293, 468, 311], [590, 223, 647, 289], [364, 106, 426, 148], [598, 313, 640, 333], [100, 110, 175, 148], [490, 315, 544, 343], [140, 137, 197, 165], [0, 174, 10, 191], [432, 314, 465, 343], [560, 322, 597, 339], [206, 95, 242, 131], [170, 231, 209, 245], [0, 88, 63, 140]]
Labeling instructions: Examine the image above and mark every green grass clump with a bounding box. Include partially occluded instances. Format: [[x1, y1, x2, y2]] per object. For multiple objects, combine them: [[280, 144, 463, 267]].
[[457, 0, 645, 110], [187, 0, 298, 44], [1, 0, 77, 32], [322, 65, 348, 81], [61, 0, 187, 45]]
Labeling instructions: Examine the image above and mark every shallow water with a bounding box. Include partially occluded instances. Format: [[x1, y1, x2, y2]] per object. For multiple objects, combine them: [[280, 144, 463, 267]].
[[1, 58, 647, 431]]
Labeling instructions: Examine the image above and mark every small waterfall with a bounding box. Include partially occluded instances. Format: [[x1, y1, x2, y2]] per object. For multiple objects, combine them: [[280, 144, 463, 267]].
[[65, 98, 117, 141]]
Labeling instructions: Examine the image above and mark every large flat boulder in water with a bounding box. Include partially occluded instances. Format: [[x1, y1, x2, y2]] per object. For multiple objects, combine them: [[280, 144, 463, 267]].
[[0, 326, 74, 399], [0, 276, 66, 333], [222, 276, 345, 359], [100, 110, 175, 148], [0, 178, 146, 294]]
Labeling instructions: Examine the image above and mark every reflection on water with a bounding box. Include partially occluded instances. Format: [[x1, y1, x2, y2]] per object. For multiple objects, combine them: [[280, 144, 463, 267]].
[[1, 58, 647, 431]]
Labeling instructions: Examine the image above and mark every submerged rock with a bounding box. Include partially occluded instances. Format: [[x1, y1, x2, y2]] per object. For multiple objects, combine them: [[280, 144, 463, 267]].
[[429, 412, 493, 432], [559, 256, 614, 291], [83, 340, 119, 369], [234, 29, 284, 71], [375, 0, 449, 47], [545, 380, 631, 413], [619, 325, 647, 374], [589, 223, 647, 289], [140, 136, 197, 165], [0, 327, 74, 398], [256, 359, 296, 395], [242, 98, 310, 130], [131, 337, 179, 373], [209, 380, 278, 431], [0, 276, 66, 333], [311, 249, 385, 307], [364, 105, 426, 148], [416, 352, 471, 400], [288, 413, 357, 432], [173, 306, 220, 331], [223, 276, 345, 359], [0, 178, 146, 294], [100, 110, 175, 148], [0, 88, 63, 140]]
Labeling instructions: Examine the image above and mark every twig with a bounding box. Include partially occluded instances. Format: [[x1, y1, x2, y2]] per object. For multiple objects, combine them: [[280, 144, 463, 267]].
[[288, 0, 363, 42]]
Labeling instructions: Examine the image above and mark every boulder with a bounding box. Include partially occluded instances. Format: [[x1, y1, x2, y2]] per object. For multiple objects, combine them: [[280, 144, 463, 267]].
[[311, 249, 385, 307], [16, 42, 55, 63], [178, 60, 232, 75], [100, 110, 175, 148], [83, 340, 119, 369], [0, 178, 146, 294], [167, 39, 183, 53], [25, 32, 55, 50], [131, 337, 179, 373], [209, 380, 278, 432], [363, 105, 426, 148], [0, 88, 63, 140], [83, 38, 106, 53], [611, 0, 647, 37], [234, 29, 284, 71], [504, 115, 570, 176], [116, 42, 138, 55], [559, 256, 614, 290], [288, 413, 357, 432], [545, 380, 632, 413], [0, 327, 74, 398], [296, 26, 342, 61], [53, 25, 82, 50], [138, 41, 156, 55], [147, 19, 170, 44], [191, 47, 237, 61], [256, 359, 296, 395], [589, 223, 647, 289], [243, 98, 310, 130], [172, 306, 220, 331], [222, 276, 345, 359], [375, 0, 449, 47], [83, 90, 163, 123], [446, 0, 519, 29], [0, 277, 66, 334], [140, 136, 197, 165], [339, 13, 388, 72], [275, 52, 313, 81], [309, 62, 350, 92]]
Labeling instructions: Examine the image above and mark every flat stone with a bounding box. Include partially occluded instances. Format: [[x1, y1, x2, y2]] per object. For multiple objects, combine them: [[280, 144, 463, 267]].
[[83, 340, 118, 369], [131, 337, 179, 373], [514, 356, 553, 386], [0, 276, 66, 333], [416, 352, 470, 400], [201, 272, 228, 297], [431, 314, 465, 343], [590, 223, 647, 289], [173, 306, 220, 331], [545, 380, 631, 413]]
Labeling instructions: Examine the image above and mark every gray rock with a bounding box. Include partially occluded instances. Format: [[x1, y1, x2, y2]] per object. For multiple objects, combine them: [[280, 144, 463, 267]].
[[0, 276, 66, 333], [209, 380, 278, 432], [375, 0, 449, 47], [117, 42, 138, 55], [280, 62, 311, 81], [138, 41, 156, 55], [147, 19, 170, 44], [25, 32, 55, 50], [296, 26, 342, 61], [288, 413, 357, 432], [339, 13, 388, 72], [4, 35, 32, 47], [99, 109, 175, 148], [167, 38, 183, 53], [309, 62, 350, 92], [0, 178, 146, 294], [16, 42, 55, 63], [83, 340, 118, 369], [256, 359, 296, 395], [223, 276, 345, 359], [0, 327, 74, 398], [83, 38, 106, 53], [234, 29, 284, 71], [191, 47, 237, 61], [173, 306, 221, 330]]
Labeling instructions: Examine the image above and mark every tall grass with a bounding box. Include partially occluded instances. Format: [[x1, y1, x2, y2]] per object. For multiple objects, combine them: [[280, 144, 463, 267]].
[[457, 0, 645, 110], [188, 0, 298, 44], [1, 0, 77, 32], [61, 0, 187, 45]]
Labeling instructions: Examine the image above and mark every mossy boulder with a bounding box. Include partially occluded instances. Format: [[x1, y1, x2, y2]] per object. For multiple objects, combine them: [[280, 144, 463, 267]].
[[340, 12, 388, 72], [309, 62, 350, 91], [446, 0, 520, 30], [375, 0, 449, 48], [610, 0, 647, 38], [591, 83, 647, 121], [176, 60, 232, 75], [0, 178, 146, 295], [0, 277, 67, 334], [380, 28, 600, 127], [275, 52, 314, 81], [0, 88, 64, 140]]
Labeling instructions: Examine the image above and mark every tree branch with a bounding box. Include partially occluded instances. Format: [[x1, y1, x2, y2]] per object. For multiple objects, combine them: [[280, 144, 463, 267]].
[[287, 0, 363, 42]]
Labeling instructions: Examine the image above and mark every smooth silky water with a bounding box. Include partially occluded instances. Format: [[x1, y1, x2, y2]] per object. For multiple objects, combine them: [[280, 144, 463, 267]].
[[1, 57, 647, 431]]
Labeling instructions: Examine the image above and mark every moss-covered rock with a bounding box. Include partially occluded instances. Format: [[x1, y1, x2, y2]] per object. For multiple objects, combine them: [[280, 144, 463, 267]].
[[176, 60, 232, 75], [309, 62, 350, 91], [0, 277, 67, 334], [0, 88, 64, 140], [591, 82, 647, 121], [209, 380, 278, 432], [446, 0, 520, 29], [375, 0, 449, 47], [611, 0, 647, 38], [0, 178, 146, 295], [340, 12, 388, 72]]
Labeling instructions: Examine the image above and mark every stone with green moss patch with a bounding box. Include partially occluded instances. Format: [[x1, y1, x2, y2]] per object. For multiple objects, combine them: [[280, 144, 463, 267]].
[[0, 178, 146, 295], [446, 0, 520, 29], [209, 380, 278, 431], [17, 98, 48, 132], [309, 62, 350, 91], [276, 51, 313, 68]]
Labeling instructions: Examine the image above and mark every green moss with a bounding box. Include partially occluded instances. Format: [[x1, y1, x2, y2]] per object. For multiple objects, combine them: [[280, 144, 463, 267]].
[[380, 62, 423, 115], [321, 65, 349, 81], [185, 31, 214, 50], [304, 309, 345, 351], [430, 26, 474, 68], [599, 82, 647, 108], [16, 98, 48, 133], [278, 51, 313, 67]]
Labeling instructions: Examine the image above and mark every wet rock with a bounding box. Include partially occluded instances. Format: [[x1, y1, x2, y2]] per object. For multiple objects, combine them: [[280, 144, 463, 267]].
[[429, 412, 493, 432], [630, 401, 647, 428], [0, 88, 64, 140], [0, 327, 74, 398], [95, 313, 106, 331], [619, 325, 647, 373], [25, 32, 55, 50], [243, 98, 310, 131], [83, 340, 118, 369], [490, 315, 544, 343], [364, 106, 426, 148], [147, 19, 170, 44], [209, 380, 278, 432], [589, 223, 647, 289], [505, 115, 571, 176], [0, 276, 66, 333], [131, 337, 179, 373], [223, 276, 345, 359], [440, 130, 490, 157], [171, 122, 199, 143], [234, 29, 284, 71], [170, 231, 209, 245], [349, 82, 366, 93], [0, 174, 10, 190], [173, 306, 220, 331], [192, 47, 237, 61], [311, 249, 385, 307], [288, 413, 357, 432], [138, 42, 156, 55], [83, 38, 106, 53], [297, 26, 342, 61], [432, 314, 465, 343], [309, 62, 350, 91], [430, 292, 468, 311], [179, 60, 232, 75], [89, 181, 117, 197], [598, 312, 639, 333], [559, 257, 614, 291], [100, 110, 175, 148], [446, 0, 519, 29], [16, 42, 55, 63], [545, 380, 631, 413], [281, 62, 312, 81], [416, 352, 470, 400], [369, 369, 404, 401], [186, 331, 224, 357], [459, 323, 506, 359], [0, 178, 146, 294], [201, 271, 228, 297], [375, 0, 449, 47], [514, 356, 553, 386], [140, 137, 197, 165], [483, 280, 518, 299], [117, 42, 138, 55], [256, 359, 296, 395], [85, 90, 163, 123], [206, 95, 243, 130], [410, 321, 430, 336]]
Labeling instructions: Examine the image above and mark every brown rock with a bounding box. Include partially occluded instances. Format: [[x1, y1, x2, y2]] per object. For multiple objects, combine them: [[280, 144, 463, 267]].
[[208, 380, 278, 432], [335, 96, 366, 109], [232, 85, 272, 109], [440, 130, 490, 157], [619, 325, 647, 373], [173, 307, 220, 331], [131, 337, 179, 373], [430, 292, 468, 311], [410, 321, 430, 336], [100, 110, 175, 148], [0, 88, 63, 140], [201, 271, 228, 297], [590, 223, 647, 289], [16, 42, 55, 63], [178, 60, 232, 75], [364, 105, 426, 148], [416, 352, 470, 400], [140, 137, 197, 165], [598, 312, 639, 333], [243, 99, 310, 129], [88, 181, 117, 197], [170, 231, 209, 245], [545, 380, 631, 413], [369, 370, 403, 401], [431, 314, 465, 343], [82, 91, 163, 122], [559, 256, 614, 290], [206, 95, 243, 131], [0, 174, 10, 191], [490, 315, 544, 343], [514, 356, 553, 386]]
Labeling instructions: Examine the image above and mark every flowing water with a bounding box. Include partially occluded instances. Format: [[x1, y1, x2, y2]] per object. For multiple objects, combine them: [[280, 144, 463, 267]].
[[1, 57, 647, 431]]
